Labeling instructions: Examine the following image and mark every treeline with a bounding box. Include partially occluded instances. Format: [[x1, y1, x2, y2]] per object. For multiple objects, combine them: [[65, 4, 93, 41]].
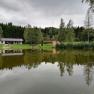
[[0, 19, 94, 44], [0, 23, 24, 39]]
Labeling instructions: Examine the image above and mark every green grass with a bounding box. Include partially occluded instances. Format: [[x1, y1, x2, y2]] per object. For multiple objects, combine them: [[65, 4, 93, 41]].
[[0, 45, 3, 49], [0, 44, 32, 50], [10, 44, 32, 49], [0, 44, 53, 50], [39, 44, 53, 51]]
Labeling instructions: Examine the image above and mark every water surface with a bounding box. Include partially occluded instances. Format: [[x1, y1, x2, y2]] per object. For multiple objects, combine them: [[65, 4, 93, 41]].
[[0, 49, 94, 94]]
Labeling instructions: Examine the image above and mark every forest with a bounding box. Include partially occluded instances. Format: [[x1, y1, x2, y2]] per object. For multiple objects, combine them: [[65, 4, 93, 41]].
[[0, 19, 94, 45]]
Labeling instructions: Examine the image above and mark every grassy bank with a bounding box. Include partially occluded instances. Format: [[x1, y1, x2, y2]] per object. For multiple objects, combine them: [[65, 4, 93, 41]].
[[56, 42, 94, 50], [10, 44, 32, 49], [0, 44, 53, 50], [1, 42, 94, 50]]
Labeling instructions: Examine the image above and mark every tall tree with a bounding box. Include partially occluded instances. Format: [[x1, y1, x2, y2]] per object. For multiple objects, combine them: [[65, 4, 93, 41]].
[[58, 19, 75, 42], [82, 0, 94, 7], [58, 18, 65, 42], [30, 27, 43, 45], [66, 20, 75, 42], [58, 28, 65, 42], [24, 27, 43, 45], [0, 26, 3, 39], [67, 19, 73, 28], [24, 25, 32, 43], [60, 18, 65, 29], [58, 28, 75, 42], [82, 0, 94, 43], [64, 28, 75, 42]]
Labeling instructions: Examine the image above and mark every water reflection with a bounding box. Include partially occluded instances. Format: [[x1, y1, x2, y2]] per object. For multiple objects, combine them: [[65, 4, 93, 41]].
[[0, 50, 94, 94], [0, 49, 23, 56], [84, 64, 93, 86]]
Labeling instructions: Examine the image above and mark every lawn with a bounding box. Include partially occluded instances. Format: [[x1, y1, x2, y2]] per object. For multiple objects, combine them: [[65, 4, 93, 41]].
[[39, 44, 53, 51], [0, 44, 53, 50], [10, 44, 32, 49]]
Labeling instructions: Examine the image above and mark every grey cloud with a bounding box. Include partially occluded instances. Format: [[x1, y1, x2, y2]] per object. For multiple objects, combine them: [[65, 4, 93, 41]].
[[0, 0, 88, 27], [0, 0, 23, 12], [26, 0, 85, 16], [0, 0, 86, 16]]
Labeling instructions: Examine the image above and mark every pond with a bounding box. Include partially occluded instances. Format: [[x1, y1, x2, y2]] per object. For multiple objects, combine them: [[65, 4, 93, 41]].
[[0, 49, 94, 94]]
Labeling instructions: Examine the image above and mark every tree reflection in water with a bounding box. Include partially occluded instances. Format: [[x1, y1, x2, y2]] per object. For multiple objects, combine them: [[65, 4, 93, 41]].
[[0, 49, 94, 86], [84, 64, 93, 86]]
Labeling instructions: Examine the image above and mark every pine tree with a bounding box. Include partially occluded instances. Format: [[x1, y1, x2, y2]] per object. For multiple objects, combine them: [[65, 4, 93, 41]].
[[0, 26, 3, 40], [67, 19, 73, 28], [60, 18, 65, 29]]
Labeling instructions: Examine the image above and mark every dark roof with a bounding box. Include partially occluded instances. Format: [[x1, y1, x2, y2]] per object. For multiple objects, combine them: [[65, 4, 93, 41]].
[[1, 38, 23, 41]]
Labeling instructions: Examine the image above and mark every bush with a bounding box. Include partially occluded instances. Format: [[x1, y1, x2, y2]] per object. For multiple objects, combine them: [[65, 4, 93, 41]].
[[56, 42, 94, 50]]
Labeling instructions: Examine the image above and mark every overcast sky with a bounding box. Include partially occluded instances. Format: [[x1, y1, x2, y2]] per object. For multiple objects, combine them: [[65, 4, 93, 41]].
[[0, 0, 89, 27]]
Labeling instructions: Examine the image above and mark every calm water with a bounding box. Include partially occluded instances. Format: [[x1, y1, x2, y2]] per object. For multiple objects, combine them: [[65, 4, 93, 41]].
[[0, 49, 94, 94]]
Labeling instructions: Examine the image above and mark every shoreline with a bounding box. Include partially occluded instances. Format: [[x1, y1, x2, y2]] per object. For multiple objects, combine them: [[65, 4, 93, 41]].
[[0, 44, 53, 50]]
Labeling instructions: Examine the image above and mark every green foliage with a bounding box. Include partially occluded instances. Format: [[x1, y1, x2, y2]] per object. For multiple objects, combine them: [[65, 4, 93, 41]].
[[30, 28, 43, 44], [0, 22, 94, 45], [24, 27, 43, 45], [74, 27, 84, 41], [64, 28, 75, 42], [0, 26, 3, 39], [60, 18, 65, 29], [82, 0, 94, 6], [58, 19, 75, 42], [67, 19, 73, 28], [42, 27, 58, 41], [0, 23, 24, 39], [81, 28, 94, 41], [58, 28, 64, 42], [58, 28, 75, 42], [24, 27, 32, 43], [48, 27, 53, 39], [56, 42, 94, 49]]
